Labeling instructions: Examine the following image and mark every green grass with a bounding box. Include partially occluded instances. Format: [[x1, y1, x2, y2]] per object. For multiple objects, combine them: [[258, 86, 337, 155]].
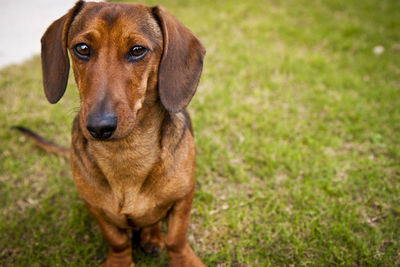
[[1, 0, 399, 266]]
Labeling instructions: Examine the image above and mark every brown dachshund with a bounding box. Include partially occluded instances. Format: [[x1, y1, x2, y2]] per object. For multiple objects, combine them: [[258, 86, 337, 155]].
[[17, 1, 206, 266]]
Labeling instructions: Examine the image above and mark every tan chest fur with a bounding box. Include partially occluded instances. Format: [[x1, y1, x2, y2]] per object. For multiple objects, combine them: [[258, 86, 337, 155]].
[[71, 112, 195, 229]]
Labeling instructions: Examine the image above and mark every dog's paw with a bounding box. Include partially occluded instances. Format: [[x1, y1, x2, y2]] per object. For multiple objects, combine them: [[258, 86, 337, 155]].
[[100, 256, 134, 267], [100, 247, 134, 267], [140, 223, 164, 256], [100, 262, 134, 267], [168, 244, 205, 267], [141, 241, 163, 255]]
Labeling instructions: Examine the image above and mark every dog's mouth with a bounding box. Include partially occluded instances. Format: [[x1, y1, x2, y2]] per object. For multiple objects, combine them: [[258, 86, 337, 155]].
[[81, 111, 140, 142], [80, 97, 145, 141]]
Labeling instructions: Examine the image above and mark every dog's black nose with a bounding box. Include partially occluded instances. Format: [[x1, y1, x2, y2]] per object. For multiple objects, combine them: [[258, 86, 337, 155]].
[[86, 113, 118, 140]]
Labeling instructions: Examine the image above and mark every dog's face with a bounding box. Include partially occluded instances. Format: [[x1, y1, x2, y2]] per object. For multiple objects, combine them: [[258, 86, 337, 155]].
[[69, 3, 163, 140], [41, 1, 205, 140]]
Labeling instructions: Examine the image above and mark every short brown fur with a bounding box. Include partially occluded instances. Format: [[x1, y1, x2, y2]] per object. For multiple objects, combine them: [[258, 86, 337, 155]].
[[36, 1, 205, 266]]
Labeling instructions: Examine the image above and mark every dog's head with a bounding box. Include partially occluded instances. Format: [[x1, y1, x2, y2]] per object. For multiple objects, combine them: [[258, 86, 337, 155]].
[[41, 1, 205, 140]]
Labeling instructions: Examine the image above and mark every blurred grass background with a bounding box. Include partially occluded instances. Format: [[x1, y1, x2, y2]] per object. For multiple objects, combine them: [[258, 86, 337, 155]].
[[1, 0, 399, 266]]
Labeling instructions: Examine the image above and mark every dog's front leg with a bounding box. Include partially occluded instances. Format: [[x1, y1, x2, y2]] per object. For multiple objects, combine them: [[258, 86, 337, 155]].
[[165, 190, 205, 267], [84, 202, 134, 267]]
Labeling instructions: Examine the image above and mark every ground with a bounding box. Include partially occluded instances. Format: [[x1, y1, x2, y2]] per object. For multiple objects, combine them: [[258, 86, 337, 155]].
[[0, 0, 399, 266]]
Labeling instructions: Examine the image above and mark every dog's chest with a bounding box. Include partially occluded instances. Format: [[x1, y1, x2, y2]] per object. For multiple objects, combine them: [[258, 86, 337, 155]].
[[101, 171, 176, 229], [92, 145, 177, 227]]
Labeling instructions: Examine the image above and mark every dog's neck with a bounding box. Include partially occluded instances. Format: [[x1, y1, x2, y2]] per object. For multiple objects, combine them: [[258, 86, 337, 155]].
[[82, 101, 166, 208]]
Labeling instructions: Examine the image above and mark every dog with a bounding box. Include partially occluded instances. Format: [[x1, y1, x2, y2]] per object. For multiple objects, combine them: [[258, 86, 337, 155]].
[[16, 1, 206, 266]]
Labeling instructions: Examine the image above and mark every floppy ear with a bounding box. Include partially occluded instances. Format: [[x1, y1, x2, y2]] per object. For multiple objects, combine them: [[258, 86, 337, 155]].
[[152, 6, 206, 113], [41, 1, 84, 104]]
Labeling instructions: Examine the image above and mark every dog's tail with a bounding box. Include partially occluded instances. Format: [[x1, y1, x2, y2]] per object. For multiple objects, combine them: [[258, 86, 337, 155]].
[[13, 126, 70, 158]]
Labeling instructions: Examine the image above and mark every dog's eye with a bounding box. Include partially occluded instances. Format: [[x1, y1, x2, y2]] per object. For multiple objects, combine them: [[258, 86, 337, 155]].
[[127, 46, 148, 62], [73, 43, 91, 60]]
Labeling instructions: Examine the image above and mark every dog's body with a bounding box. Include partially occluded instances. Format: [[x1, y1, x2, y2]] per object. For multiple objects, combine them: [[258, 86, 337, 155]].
[[22, 1, 206, 266]]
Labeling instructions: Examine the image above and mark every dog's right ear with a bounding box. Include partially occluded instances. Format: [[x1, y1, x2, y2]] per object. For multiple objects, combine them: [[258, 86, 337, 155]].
[[152, 6, 206, 113], [41, 1, 84, 104]]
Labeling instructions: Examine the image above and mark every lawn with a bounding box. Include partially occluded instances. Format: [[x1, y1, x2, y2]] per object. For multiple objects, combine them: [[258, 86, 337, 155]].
[[1, 0, 399, 266]]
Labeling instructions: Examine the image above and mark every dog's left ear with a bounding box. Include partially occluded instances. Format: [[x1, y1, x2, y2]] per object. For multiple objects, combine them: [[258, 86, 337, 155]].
[[41, 1, 84, 104], [152, 6, 206, 113]]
